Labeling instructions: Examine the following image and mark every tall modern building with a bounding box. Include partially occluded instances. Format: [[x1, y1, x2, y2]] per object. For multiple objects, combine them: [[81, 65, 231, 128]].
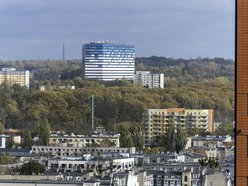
[[143, 108, 214, 146], [0, 68, 29, 88], [236, 1, 248, 185], [82, 41, 135, 81], [134, 71, 164, 88]]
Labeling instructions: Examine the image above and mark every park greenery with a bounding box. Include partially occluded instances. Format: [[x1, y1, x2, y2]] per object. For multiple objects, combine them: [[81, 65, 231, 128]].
[[0, 155, 16, 164], [0, 57, 234, 151], [20, 162, 46, 175]]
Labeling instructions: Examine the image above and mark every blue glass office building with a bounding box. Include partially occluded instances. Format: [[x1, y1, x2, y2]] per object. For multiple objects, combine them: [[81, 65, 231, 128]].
[[82, 42, 135, 81]]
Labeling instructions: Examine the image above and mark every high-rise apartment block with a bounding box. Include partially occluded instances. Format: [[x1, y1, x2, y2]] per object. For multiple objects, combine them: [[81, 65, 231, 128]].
[[0, 68, 29, 88], [143, 108, 214, 146], [82, 41, 135, 81], [134, 71, 164, 88]]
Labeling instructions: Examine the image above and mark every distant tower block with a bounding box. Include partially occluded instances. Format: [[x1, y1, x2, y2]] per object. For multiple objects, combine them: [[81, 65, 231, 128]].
[[0, 135, 6, 148], [82, 41, 135, 81]]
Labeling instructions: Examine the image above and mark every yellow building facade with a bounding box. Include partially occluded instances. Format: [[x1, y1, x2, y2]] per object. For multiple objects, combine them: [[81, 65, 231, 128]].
[[143, 108, 214, 146], [0, 68, 29, 88]]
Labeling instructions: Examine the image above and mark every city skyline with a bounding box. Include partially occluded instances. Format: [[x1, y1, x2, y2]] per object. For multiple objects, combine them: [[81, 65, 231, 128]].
[[0, 0, 234, 60]]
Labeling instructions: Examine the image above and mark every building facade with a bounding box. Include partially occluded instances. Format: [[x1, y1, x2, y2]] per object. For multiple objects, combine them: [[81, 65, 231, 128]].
[[236, 0, 248, 185], [133, 71, 164, 89], [49, 133, 120, 148], [31, 146, 136, 158], [82, 41, 135, 81], [0, 135, 6, 148], [0, 68, 29, 88], [143, 108, 214, 146]]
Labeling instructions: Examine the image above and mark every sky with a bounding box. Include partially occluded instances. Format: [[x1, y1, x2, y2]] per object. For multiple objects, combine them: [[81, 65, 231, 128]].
[[0, 0, 235, 60]]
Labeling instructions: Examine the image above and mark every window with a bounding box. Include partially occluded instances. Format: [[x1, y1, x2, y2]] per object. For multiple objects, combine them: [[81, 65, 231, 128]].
[[184, 176, 187, 182]]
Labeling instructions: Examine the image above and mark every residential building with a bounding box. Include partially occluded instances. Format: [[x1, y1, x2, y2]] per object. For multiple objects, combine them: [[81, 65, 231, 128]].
[[192, 135, 232, 148], [138, 171, 154, 186], [111, 170, 138, 186], [49, 128, 120, 148], [143, 108, 214, 146], [31, 145, 136, 158], [236, 0, 248, 185], [0, 135, 6, 148], [82, 41, 135, 80], [134, 71, 164, 88], [151, 168, 202, 186], [0, 68, 29, 88]]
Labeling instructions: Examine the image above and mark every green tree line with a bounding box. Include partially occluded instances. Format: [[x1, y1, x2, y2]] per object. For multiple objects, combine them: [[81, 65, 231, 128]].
[[0, 57, 234, 136], [0, 81, 233, 134]]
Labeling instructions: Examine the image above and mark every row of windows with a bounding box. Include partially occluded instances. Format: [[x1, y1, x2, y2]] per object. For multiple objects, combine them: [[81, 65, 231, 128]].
[[86, 76, 134, 78], [84, 52, 134, 55], [84, 46, 134, 50], [85, 66, 133, 69], [86, 66, 134, 70], [33, 148, 127, 153], [85, 77, 133, 80], [149, 111, 208, 115], [85, 50, 134, 53], [85, 61, 134, 64], [85, 59, 134, 62]]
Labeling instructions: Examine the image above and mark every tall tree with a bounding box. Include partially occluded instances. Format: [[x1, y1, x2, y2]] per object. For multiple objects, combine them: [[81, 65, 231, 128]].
[[158, 123, 187, 153], [0, 121, 4, 133], [23, 130, 33, 148], [116, 123, 134, 148], [35, 119, 50, 146], [129, 124, 144, 151], [215, 122, 234, 137], [164, 123, 175, 152], [174, 125, 187, 153]]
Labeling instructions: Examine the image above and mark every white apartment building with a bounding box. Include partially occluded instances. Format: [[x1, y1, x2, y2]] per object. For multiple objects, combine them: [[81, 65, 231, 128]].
[[0, 68, 29, 88], [82, 41, 135, 81], [134, 71, 164, 88], [0, 135, 6, 148]]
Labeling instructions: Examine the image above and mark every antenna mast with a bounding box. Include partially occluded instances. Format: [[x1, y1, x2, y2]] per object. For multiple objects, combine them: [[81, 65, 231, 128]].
[[62, 43, 65, 61], [91, 94, 94, 130]]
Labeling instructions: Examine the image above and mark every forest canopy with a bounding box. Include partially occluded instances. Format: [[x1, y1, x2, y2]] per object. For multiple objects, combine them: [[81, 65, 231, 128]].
[[0, 57, 234, 133]]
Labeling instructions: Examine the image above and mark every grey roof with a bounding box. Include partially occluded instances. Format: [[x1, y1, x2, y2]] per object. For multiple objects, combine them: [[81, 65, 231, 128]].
[[0, 148, 32, 156], [193, 135, 226, 141], [184, 153, 205, 159]]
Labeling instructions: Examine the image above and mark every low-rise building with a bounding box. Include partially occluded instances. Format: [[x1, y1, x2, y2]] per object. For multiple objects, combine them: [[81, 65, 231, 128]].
[[0, 135, 6, 148], [149, 167, 202, 186], [111, 170, 138, 186], [138, 171, 154, 186], [47, 156, 135, 173], [192, 135, 232, 148], [134, 71, 164, 89], [49, 127, 120, 148], [31, 145, 136, 158]]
